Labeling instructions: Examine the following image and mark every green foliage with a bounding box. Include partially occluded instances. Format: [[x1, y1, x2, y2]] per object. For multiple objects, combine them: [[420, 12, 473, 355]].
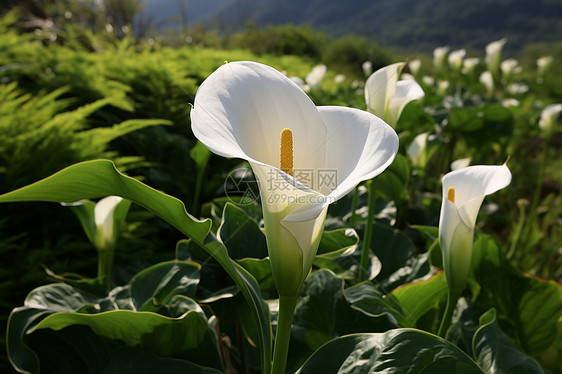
[[321, 35, 393, 76], [229, 23, 327, 60], [1, 8, 562, 374]]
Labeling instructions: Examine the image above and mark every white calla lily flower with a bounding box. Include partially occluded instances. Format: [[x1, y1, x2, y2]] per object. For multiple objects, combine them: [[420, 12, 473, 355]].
[[448, 49, 466, 72], [500, 58, 519, 78], [479, 71, 494, 97], [462, 57, 480, 75], [433, 46, 450, 73], [437, 80, 450, 95], [191, 61, 399, 296], [365, 62, 425, 126], [538, 103, 562, 135], [450, 158, 471, 171], [485, 38, 507, 77], [94, 196, 123, 251], [407, 132, 429, 167], [362, 61, 373, 77], [305, 64, 327, 89], [439, 164, 511, 295], [537, 56, 553, 77], [408, 59, 421, 76]]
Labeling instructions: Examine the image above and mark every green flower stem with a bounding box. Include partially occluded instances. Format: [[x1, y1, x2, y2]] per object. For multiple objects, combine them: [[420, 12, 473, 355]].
[[437, 290, 459, 338], [272, 294, 298, 374], [507, 201, 526, 260], [529, 134, 550, 220], [349, 185, 359, 224], [358, 180, 376, 282], [192, 163, 207, 218], [520, 133, 550, 261], [97, 247, 115, 294]]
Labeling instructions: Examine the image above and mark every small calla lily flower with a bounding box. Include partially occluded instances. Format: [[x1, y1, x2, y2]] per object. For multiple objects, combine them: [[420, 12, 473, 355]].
[[191, 61, 399, 296], [365, 62, 425, 126], [448, 49, 466, 72], [362, 61, 373, 77], [439, 164, 511, 295], [407, 132, 429, 168], [479, 71, 494, 97], [538, 103, 562, 135], [305, 64, 327, 89], [94, 196, 124, 251], [462, 57, 480, 75], [450, 158, 471, 171], [433, 46, 450, 73], [537, 56, 553, 78], [485, 38, 507, 78], [500, 58, 520, 79], [408, 59, 421, 76]]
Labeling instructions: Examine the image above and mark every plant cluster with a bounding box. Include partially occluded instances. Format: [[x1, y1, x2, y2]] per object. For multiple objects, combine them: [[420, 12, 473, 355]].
[[1, 9, 561, 374]]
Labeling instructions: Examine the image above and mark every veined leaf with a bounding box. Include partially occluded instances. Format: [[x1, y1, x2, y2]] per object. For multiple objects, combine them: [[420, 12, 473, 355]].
[[297, 329, 483, 373], [0, 159, 272, 374]]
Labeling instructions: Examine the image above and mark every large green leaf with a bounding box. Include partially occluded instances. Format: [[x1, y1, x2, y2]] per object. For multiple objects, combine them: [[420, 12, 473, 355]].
[[6, 307, 50, 374], [345, 273, 448, 331], [377, 252, 432, 292], [473, 309, 544, 374], [7, 283, 104, 373], [103, 347, 223, 373], [0, 159, 272, 373], [218, 203, 268, 259], [369, 222, 416, 279], [391, 272, 448, 329], [472, 234, 562, 356], [297, 329, 484, 373], [316, 228, 358, 259], [33, 309, 223, 369], [129, 260, 201, 311], [289, 270, 398, 372]]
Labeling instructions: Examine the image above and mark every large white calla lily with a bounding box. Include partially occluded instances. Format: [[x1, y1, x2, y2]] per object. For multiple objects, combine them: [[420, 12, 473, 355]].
[[439, 164, 511, 295], [191, 61, 399, 297], [364, 62, 425, 127]]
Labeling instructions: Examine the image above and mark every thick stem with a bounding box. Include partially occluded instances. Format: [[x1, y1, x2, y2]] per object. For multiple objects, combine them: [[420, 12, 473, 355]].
[[358, 180, 376, 282], [437, 290, 459, 338], [272, 295, 298, 374], [97, 248, 115, 294]]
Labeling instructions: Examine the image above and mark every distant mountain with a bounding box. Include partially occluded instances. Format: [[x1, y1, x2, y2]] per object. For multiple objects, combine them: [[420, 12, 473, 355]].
[[140, 0, 562, 52], [139, 0, 230, 30]]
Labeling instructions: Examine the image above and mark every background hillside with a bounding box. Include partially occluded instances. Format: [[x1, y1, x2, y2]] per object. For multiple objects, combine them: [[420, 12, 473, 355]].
[[141, 0, 562, 52]]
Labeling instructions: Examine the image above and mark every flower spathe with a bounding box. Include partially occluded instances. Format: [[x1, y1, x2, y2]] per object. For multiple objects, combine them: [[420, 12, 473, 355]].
[[94, 196, 123, 251], [191, 61, 399, 296], [538, 103, 562, 135], [365, 62, 425, 127], [448, 49, 466, 72], [485, 38, 507, 77], [406, 132, 429, 168], [439, 164, 511, 295], [433, 46, 450, 73]]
